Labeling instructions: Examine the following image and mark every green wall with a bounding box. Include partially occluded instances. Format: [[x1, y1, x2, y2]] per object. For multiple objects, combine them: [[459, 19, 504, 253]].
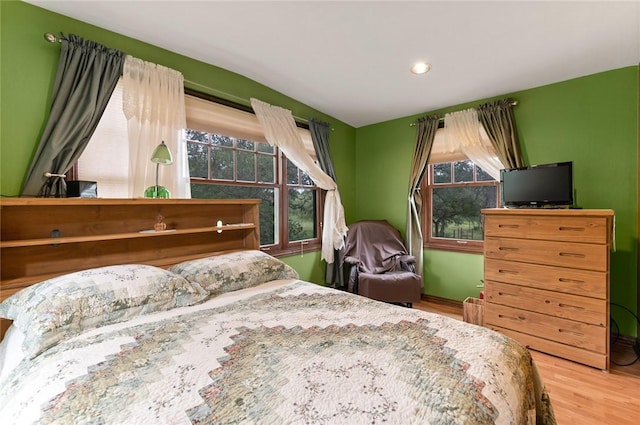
[[355, 66, 639, 336], [0, 1, 356, 283]]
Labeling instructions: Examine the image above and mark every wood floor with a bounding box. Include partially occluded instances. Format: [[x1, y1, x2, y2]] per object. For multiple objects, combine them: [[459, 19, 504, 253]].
[[415, 300, 640, 425]]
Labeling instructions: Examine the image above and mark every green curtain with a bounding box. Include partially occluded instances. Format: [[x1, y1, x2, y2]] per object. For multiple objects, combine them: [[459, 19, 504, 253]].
[[406, 115, 440, 282], [476, 98, 524, 169], [21, 34, 125, 197], [309, 118, 344, 287]]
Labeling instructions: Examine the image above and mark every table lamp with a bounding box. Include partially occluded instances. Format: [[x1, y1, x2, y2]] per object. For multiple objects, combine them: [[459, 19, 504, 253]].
[[144, 141, 173, 198]]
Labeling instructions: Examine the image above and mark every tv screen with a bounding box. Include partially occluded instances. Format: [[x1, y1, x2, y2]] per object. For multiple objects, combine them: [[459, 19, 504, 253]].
[[500, 162, 574, 208]]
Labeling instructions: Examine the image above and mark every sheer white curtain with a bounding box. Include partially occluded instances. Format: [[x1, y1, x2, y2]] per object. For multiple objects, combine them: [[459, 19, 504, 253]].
[[123, 56, 190, 198], [443, 109, 505, 179], [250, 98, 348, 264]]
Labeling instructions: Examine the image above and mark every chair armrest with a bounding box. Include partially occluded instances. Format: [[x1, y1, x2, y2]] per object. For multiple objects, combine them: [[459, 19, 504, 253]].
[[344, 256, 360, 265], [399, 255, 417, 273], [399, 255, 416, 264]]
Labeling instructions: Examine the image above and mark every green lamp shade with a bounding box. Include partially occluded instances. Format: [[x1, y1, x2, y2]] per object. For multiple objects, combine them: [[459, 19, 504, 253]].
[[144, 141, 173, 198], [150, 141, 173, 165]]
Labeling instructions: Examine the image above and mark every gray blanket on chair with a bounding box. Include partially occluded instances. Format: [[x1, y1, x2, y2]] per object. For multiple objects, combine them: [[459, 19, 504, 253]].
[[343, 220, 414, 292]]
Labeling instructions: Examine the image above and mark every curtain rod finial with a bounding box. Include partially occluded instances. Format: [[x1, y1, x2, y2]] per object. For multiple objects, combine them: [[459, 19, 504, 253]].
[[44, 32, 59, 43]]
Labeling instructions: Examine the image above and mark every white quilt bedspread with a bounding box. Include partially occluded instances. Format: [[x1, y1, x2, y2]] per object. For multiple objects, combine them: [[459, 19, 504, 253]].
[[0, 279, 555, 424]]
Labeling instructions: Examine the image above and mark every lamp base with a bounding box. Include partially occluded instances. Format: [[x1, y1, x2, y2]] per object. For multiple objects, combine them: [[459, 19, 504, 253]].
[[144, 185, 171, 199]]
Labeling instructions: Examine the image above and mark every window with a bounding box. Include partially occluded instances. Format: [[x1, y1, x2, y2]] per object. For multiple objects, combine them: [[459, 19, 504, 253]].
[[183, 91, 323, 256], [424, 160, 499, 253]]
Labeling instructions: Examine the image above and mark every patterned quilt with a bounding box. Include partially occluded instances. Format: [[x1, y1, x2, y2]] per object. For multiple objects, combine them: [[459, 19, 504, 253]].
[[0, 280, 555, 424]]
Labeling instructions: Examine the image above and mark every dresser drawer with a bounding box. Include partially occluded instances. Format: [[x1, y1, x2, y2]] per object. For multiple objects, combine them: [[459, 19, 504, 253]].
[[485, 281, 607, 326], [485, 237, 609, 271], [488, 325, 608, 370], [485, 258, 607, 299], [484, 215, 609, 244], [485, 303, 606, 353]]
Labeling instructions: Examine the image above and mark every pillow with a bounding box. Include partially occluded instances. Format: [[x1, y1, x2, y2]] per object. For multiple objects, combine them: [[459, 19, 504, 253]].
[[0, 325, 26, 383], [169, 250, 299, 296], [0, 264, 208, 359]]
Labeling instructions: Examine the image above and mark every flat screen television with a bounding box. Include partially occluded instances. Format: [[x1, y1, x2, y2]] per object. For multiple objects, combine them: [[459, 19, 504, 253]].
[[500, 161, 574, 208]]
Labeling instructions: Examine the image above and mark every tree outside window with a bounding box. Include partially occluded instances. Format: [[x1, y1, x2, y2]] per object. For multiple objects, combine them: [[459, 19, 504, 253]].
[[286, 158, 317, 242], [425, 160, 499, 253], [186, 129, 321, 255]]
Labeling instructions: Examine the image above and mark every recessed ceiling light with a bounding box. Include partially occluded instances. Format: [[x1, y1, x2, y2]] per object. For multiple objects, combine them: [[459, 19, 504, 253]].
[[411, 62, 431, 75]]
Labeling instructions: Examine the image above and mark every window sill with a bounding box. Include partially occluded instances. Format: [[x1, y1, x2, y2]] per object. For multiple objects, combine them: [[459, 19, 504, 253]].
[[424, 241, 484, 254], [261, 242, 321, 258]]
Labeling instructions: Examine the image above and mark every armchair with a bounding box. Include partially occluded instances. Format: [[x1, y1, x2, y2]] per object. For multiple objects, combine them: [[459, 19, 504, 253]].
[[343, 220, 422, 307]]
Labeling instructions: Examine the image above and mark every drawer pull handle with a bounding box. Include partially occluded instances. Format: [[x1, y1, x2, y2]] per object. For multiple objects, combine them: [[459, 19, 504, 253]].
[[498, 269, 519, 275], [558, 277, 585, 284], [558, 328, 584, 337], [498, 224, 519, 229], [559, 252, 585, 258], [498, 247, 519, 252], [498, 314, 525, 321], [559, 303, 585, 311], [558, 226, 586, 232]]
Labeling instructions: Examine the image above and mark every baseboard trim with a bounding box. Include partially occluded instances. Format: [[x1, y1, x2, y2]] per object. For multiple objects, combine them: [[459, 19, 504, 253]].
[[613, 334, 638, 346], [421, 293, 464, 311]]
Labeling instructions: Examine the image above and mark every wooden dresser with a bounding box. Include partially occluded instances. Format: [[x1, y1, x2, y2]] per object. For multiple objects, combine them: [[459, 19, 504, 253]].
[[482, 208, 614, 371]]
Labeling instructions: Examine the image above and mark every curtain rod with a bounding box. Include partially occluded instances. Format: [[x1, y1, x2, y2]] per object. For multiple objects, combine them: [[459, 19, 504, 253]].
[[409, 100, 518, 127], [183, 79, 310, 126], [43, 31, 322, 128], [184, 80, 340, 131]]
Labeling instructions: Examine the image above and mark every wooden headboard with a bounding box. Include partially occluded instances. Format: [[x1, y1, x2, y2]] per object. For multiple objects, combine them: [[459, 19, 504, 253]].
[[0, 198, 260, 337]]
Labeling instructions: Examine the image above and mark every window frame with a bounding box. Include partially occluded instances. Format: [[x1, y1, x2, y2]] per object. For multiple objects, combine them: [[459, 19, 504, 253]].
[[186, 128, 324, 258], [422, 160, 500, 254]]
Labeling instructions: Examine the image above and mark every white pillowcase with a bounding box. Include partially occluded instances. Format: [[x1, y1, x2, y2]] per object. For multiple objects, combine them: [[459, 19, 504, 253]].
[[0, 264, 209, 359], [0, 325, 26, 383], [169, 250, 299, 297]]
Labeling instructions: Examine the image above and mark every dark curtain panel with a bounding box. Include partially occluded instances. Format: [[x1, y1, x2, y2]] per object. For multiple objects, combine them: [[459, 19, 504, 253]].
[[406, 115, 440, 279], [309, 118, 343, 287], [477, 98, 524, 169], [21, 34, 125, 197]]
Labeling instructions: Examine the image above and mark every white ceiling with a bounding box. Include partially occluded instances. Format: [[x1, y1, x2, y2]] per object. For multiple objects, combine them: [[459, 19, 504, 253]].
[[26, 0, 640, 128]]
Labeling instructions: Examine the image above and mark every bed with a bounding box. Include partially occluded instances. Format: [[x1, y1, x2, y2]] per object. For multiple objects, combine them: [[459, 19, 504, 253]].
[[0, 199, 555, 424]]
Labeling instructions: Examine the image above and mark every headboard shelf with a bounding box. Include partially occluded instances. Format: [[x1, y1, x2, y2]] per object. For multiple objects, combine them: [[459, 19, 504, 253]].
[[0, 223, 256, 248], [1, 198, 261, 300]]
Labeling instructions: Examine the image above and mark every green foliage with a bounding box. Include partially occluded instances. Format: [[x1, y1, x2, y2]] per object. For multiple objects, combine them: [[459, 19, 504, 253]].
[[432, 186, 495, 240], [288, 188, 316, 241], [431, 161, 497, 241], [186, 131, 318, 245], [191, 183, 276, 245]]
